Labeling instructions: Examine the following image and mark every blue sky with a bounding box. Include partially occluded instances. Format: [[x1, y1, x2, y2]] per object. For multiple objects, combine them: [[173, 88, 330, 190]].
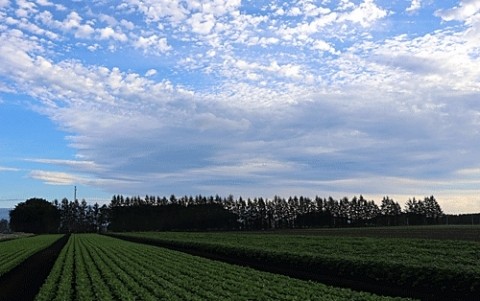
[[1, 0, 480, 213]]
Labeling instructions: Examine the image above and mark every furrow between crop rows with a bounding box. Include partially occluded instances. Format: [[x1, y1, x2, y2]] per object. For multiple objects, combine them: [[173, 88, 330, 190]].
[[113, 231, 480, 301], [36, 234, 414, 301], [0, 235, 63, 277]]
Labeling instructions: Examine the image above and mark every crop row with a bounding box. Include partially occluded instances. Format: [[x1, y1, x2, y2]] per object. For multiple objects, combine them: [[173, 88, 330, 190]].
[[263, 225, 480, 241], [0, 234, 63, 277], [36, 234, 413, 301], [115, 232, 480, 299]]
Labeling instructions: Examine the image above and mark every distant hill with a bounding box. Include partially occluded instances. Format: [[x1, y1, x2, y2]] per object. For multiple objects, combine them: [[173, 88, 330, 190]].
[[0, 208, 11, 221]]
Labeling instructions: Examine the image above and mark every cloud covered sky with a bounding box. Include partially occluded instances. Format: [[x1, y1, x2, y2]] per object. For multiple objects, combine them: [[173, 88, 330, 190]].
[[1, 0, 480, 213]]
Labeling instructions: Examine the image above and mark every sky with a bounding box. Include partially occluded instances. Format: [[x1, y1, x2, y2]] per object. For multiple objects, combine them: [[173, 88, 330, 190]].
[[0, 0, 480, 213]]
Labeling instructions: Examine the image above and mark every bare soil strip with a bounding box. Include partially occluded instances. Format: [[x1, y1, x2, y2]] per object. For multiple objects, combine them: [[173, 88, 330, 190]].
[[109, 233, 474, 301], [0, 234, 69, 301]]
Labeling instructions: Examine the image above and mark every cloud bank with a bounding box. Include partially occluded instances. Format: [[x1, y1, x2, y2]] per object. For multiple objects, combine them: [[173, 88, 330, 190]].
[[0, 0, 480, 213]]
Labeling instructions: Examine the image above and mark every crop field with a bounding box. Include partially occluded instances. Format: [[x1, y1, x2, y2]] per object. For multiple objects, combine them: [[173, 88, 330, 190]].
[[115, 230, 480, 300], [35, 234, 413, 301], [0, 234, 63, 277], [1, 228, 478, 300], [0, 232, 33, 242], [260, 225, 480, 241]]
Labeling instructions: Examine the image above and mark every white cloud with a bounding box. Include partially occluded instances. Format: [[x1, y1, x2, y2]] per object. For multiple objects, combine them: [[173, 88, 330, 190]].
[[6, 12, 59, 39], [436, 0, 480, 22], [15, 0, 37, 18], [36, 0, 52, 6], [29, 170, 78, 185], [55, 11, 95, 38], [25, 158, 104, 172], [228, 59, 311, 83], [28, 169, 134, 187], [35, 0, 64, 10], [123, 0, 189, 23], [188, 12, 215, 35], [87, 43, 100, 52], [35, 10, 131, 42], [134, 34, 171, 53], [0, 166, 20, 172], [406, 0, 422, 13], [0, 0, 10, 8], [312, 39, 337, 54], [339, 0, 388, 27], [145, 69, 157, 77], [338, 0, 355, 11], [120, 19, 134, 30], [97, 27, 127, 42], [98, 13, 117, 27]]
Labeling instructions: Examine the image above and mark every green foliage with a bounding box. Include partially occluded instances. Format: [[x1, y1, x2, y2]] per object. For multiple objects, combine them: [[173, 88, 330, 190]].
[[0, 234, 63, 277], [9, 198, 60, 233], [109, 203, 238, 231], [119, 231, 480, 298], [36, 234, 414, 301], [55, 198, 108, 233]]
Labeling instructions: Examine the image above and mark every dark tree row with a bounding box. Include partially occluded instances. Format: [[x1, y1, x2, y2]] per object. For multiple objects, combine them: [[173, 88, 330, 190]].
[[8, 198, 108, 234], [7, 194, 447, 233], [109, 203, 237, 231], [53, 198, 109, 233], [108, 194, 444, 230]]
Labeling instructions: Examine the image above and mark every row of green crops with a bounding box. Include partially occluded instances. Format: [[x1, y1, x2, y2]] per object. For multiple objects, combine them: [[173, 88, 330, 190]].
[[259, 225, 480, 241], [114, 232, 480, 299], [36, 234, 414, 301], [0, 234, 63, 277]]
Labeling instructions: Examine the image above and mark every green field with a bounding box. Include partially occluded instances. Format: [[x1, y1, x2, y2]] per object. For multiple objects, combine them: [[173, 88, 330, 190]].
[[259, 225, 480, 241], [0, 233, 33, 241], [116, 230, 480, 269], [0, 234, 63, 277], [36, 234, 414, 301], [116, 229, 480, 299], [2, 228, 479, 300]]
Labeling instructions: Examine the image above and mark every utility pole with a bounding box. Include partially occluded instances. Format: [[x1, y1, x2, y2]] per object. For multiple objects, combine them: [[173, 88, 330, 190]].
[[74, 186, 77, 203]]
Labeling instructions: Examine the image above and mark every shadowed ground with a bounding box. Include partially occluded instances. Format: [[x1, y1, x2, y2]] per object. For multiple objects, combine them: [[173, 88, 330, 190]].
[[0, 234, 68, 301]]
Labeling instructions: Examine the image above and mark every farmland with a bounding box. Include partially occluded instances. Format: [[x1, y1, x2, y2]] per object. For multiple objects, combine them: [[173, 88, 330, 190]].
[[114, 229, 480, 300], [1, 228, 478, 300], [0, 232, 33, 242], [0, 234, 63, 277], [35, 234, 413, 301], [0, 234, 67, 301], [258, 225, 480, 241]]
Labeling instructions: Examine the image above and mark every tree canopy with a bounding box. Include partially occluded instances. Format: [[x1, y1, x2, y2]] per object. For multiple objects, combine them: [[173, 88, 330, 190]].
[[9, 198, 60, 234]]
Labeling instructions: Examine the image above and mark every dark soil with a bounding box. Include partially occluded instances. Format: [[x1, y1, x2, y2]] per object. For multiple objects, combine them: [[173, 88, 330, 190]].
[[109, 233, 476, 301], [0, 234, 69, 301]]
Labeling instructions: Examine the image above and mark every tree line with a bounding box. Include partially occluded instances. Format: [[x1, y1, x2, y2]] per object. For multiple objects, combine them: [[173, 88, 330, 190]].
[[8, 198, 108, 234], [10, 193, 477, 234]]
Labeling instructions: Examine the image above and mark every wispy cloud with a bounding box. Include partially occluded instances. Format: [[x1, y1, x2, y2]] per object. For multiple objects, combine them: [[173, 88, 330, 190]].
[[24, 158, 104, 172], [0, 166, 20, 172], [29, 170, 79, 185]]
